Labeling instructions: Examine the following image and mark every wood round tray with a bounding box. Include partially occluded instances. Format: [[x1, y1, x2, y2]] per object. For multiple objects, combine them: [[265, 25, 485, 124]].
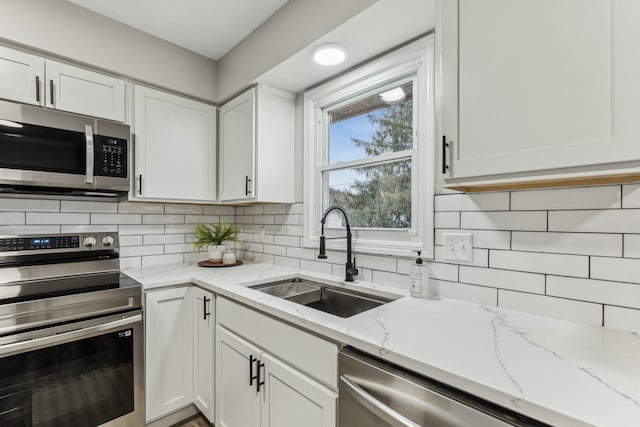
[[197, 260, 243, 268]]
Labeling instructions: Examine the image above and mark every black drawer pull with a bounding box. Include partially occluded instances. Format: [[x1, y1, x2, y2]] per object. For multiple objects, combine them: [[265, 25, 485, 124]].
[[249, 354, 258, 386], [442, 135, 449, 174]]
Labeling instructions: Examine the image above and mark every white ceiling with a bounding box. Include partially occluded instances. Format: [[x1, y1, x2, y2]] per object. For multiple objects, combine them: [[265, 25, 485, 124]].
[[66, 0, 290, 60]]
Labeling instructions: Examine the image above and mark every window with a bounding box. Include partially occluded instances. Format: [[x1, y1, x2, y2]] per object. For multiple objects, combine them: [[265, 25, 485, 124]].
[[303, 36, 434, 257]]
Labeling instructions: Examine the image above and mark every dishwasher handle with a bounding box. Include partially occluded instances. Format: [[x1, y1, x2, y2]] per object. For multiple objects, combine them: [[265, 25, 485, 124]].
[[340, 375, 421, 427]]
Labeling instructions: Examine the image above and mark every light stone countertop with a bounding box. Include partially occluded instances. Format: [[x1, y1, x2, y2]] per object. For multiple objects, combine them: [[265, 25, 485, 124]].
[[124, 261, 640, 427]]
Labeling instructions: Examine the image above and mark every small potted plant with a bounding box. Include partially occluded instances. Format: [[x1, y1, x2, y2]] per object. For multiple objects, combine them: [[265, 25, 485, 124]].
[[192, 220, 239, 263]]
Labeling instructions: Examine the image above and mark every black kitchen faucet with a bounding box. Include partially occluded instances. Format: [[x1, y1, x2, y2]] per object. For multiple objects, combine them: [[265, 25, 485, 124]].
[[318, 205, 359, 282]]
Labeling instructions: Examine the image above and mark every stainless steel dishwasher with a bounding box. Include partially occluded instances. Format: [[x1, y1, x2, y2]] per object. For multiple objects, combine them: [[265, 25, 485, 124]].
[[339, 347, 549, 427]]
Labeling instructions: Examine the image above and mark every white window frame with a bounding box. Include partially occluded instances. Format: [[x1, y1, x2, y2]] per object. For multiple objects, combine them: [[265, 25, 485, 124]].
[[303, 36, 434, 258]]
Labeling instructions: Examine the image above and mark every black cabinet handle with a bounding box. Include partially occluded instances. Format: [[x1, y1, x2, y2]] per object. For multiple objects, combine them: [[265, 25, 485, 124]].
[[203, 296, 210, 320], [257, 361, 265, 393], [245, 175, 252, 196], [49, 80, 54, 105], [138, 174, 142, 195], [249, 355, 258, 386], [442, 135, 449, 174], [35, 76, 40, 103]]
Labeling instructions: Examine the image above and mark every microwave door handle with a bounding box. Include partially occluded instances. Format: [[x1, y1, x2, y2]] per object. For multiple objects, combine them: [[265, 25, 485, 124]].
[[85, 124, 94, 184], [0, 314, 141, 358]]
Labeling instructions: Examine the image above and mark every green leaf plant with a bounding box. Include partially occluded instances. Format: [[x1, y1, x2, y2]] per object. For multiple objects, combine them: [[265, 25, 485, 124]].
[[191, 220, 239, 251]]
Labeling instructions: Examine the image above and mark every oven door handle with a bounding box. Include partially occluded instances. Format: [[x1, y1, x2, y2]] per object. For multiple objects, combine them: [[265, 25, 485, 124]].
[[0, 314, 141, 358], [85, 124, 95, 184]]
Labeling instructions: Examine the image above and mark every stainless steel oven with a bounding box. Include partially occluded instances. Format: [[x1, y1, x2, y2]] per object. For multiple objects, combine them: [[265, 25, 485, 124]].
[[0, 99, 130, 196], [0, 232, 143, 426]]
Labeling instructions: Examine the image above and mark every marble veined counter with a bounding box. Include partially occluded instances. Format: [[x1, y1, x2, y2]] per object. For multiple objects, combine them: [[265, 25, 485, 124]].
[[124, 262, 640, 427]]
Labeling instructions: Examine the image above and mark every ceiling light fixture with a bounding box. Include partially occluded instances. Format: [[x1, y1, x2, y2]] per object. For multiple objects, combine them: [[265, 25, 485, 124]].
[[313, 43, 346, 66], [379, 87, 406, 104]]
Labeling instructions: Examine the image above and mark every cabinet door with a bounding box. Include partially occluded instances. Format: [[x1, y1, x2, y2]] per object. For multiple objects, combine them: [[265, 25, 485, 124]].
[[145, 287, 194, 422], [192, 289, 215, 422], [134, 85, 217, 202], [441, 0, 640, 180], [261, 352, 337, 427], [215, 327, 261, 427], [219, 88, 255, 201], [0, 46, 44, 106], [45, 60, 126, 121]]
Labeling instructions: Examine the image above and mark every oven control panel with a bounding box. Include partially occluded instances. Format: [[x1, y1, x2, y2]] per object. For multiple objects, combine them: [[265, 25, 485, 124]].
[[0, 233, 118, 252], [0, 235, 80, 251]]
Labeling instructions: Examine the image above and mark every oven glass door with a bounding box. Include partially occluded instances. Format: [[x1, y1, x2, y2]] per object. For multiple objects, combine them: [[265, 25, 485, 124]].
[[0, 318, 140, 427], [0, 120, 86, 175]]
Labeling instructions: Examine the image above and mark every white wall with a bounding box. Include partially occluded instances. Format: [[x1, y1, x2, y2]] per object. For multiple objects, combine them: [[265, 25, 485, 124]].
[[216, 0, 377, 101], [0, 0, 217, 102]]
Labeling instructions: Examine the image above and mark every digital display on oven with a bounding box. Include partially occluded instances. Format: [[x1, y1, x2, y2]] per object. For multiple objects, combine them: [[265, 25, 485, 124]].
[[0, 236, 80, 251], [31, 238, 50, 246]]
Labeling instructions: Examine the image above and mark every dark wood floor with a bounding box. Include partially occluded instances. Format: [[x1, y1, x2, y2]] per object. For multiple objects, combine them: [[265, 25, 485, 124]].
[[171, 414, 212, 427]]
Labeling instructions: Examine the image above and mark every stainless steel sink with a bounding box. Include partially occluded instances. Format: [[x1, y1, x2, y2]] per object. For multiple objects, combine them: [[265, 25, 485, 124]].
[[250, 278, 398, 318]]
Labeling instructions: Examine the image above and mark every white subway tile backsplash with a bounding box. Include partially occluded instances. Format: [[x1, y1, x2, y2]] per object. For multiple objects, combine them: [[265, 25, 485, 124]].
[[143, 214, 184, 224], [120, 245, 164, 257], [622, 184, 640, 208], [92, 214, 142, 225], [604, 306, 640, 333], [549, 210, 640, 233], [263, 244, 287, 256], [61, 201, 117, 213], [287, 225, 303, 236], [353, 254, 397, 273], [0, 212, 24, 225], [590, 257, 640, 284], [61, 225, 117, 233], [120, 235, 143, 246], [0, 198, 59, 212], [371, 270, 408, 290], [435, 229, 510, 250], [142, 254, 183, 267], [490, 250, 589, 277], [435, 212, 460, 228], [274, 256, 300, 269], [253, 215, 275, 225], [264, 205, 287, 215], [273, 235, 300, 247], [459, 266, 545, 294], [0, 225, 60, 234], [164, 243, 198, 254], [274, 214, 301, 225], [435, 280, 497, 306], [120, 257, 141, 269], [118, 202, 164, 214], [498, 290, 602, 326], [511, 186, 620, 210], [398, 259, 458, 282], [512, 232, 622, 257], [143, 234, 185, 245], [244, 206, 264, 215], [288, 204, 304, 215], [624, 235, 640, 258], [461, 211, 546, 231], [119, 225, 165, 235], [299, 259, 332, 275], [547, 276, 640, 309], [164, 204, 203, 214], [203, 205, 235, 215], [434, 192, 509, 212], [164, 224, 197, 234], [286, 246, 317, 260], [27, 212, 89, 225]]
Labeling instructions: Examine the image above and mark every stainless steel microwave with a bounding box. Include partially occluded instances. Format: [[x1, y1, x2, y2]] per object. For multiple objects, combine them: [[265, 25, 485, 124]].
[[0, 99, 130, 196]]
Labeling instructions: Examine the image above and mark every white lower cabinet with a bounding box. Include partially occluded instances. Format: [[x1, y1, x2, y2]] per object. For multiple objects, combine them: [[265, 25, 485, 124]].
[[145, 286, 215, 423], [215, 297, 337, 427]]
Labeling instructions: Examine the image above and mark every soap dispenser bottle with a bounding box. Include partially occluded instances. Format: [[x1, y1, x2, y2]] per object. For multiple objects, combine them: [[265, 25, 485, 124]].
[[409, 251, 436, 298]]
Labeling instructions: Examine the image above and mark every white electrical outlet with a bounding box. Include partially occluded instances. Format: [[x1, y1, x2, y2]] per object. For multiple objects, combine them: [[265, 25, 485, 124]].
[[443, 232, 473, 262]]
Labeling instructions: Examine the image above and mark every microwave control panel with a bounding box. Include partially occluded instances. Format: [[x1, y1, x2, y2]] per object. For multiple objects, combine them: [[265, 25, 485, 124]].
[[95, 135, 127, 178]]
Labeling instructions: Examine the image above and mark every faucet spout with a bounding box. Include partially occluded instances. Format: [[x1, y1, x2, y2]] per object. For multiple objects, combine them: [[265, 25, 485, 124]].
[[318, 205, 359, 282]]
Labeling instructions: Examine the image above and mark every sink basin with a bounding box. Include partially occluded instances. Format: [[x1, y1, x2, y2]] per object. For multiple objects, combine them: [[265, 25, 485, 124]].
[[250, 278, 398, 318]]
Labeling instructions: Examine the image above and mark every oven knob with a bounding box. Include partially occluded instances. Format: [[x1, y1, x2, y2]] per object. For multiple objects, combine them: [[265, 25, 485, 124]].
[[102, 236, 115, 247], [83, 237, 97, 248]]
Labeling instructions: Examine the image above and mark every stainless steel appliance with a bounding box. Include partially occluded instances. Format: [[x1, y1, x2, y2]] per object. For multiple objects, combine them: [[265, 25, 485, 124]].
[[0, 99, 130, 197], [339, 347, 548, 427], [0, 232, 143, 426]]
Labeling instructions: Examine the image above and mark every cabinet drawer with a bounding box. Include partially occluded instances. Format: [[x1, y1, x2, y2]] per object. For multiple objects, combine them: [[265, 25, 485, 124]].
[[217, 297, 338, 389]]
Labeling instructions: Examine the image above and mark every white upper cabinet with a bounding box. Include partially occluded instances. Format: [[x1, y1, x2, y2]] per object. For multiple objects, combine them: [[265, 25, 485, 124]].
[[46, 60, 126, 122], [0, 45, 126, 121], [133, 85, 217, 202], [219, 85, 295, 203], [440, 0, 640, 185], [0, 46, 44, 106]]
